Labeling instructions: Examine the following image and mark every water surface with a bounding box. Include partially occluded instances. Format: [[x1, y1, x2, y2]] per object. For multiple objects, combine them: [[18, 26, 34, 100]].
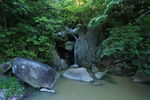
[[25, 76, 150, 100]]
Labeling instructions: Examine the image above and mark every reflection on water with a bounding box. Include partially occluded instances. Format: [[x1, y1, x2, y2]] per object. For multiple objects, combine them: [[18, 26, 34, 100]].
[[25, 76, 150, 100]]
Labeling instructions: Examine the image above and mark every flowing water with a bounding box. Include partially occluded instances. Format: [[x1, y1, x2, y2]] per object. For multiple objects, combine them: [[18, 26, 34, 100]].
[[25, 76, 150, 100], [73, 46, 78, 66]]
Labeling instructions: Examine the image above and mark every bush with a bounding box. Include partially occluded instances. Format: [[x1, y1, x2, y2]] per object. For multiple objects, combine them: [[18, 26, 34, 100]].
[[88, 0, 150, 76], [0, 76, 24, 97], [0, 0, 59, 64]]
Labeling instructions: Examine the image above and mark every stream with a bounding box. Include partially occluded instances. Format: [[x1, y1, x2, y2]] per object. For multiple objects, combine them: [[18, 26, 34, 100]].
[[24, 76, 150, 100]]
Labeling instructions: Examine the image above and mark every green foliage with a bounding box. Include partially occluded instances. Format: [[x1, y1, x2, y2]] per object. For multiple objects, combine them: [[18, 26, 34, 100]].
[[88, 15, 108, 28], [88, 0, 124, 29], [102, 26, 143, 57], [0, 0, 60, 64], [99, 0, 150, 76], [0, 0, 149, 76], [0, 0, 114, 64], [0, 76, 24, 97]]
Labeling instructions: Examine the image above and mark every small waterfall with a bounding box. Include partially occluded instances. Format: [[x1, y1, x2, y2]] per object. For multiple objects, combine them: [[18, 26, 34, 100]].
[[73, 44, 78, 67], [65, 27, 79, 67]]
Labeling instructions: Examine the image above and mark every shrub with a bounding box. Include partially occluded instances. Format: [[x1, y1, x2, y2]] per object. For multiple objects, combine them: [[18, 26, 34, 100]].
[[0, 76, 24, 97]]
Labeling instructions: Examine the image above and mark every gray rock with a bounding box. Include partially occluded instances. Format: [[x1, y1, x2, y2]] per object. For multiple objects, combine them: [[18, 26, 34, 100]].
[[65, 41, 74, 51], [91, 65, 99, 73], [70, 64, 79, 68], [52, 52, 68, 70], [63, 67, 94, 82], [11, 57, 60, 89], [0, 89, 6, 100], [0, 62, 11, 73], [40, 88, 55, 93], [133, 71, 150, 83], [65, 27, 79, 37], [95, 72, 105, 80], [75, 28, 103, 67]]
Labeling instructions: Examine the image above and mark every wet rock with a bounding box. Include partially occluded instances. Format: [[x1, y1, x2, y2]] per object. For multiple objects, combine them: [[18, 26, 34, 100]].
[[63, 67, 94, 82], [65, 41, 74, 51], [11, 57, 60, 89], [133, 72, 150, 83], [40, 88, 55, 93], [70, 64, 79, 68], [0, 62, 11, 73], [91, 65, 99, 74], [95, 72, 105, 80]]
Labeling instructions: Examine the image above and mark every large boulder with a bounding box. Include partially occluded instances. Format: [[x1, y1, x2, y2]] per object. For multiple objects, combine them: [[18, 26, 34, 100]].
[[11, 57, 60, 89], [132, 72, 150, 83], [63, 67, 94, 82], [75, 28, 103, 67]]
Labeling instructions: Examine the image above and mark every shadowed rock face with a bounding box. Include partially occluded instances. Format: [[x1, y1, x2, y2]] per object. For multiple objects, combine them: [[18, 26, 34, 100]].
[[75, 28, 103, 68], [11, 57, 60, 89]]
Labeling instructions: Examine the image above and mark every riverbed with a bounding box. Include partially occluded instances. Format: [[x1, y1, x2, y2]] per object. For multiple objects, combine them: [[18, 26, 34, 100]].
[[24, 76, 150, 100]]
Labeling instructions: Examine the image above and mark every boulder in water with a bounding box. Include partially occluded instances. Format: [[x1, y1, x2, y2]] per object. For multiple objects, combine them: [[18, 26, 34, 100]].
[[133, 71, 150, 83], [11, 57, 60, 89], [63, 67, 94, 82]]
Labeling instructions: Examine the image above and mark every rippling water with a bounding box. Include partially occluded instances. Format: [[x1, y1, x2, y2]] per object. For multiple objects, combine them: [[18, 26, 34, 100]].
[[25, 76, 150, 100]]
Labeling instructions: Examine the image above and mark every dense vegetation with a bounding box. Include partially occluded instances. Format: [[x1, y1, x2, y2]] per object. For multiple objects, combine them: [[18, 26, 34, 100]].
[[0, 76, 24, 97], [93, 0, 150, 76], [0, 0, 150, 76]]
